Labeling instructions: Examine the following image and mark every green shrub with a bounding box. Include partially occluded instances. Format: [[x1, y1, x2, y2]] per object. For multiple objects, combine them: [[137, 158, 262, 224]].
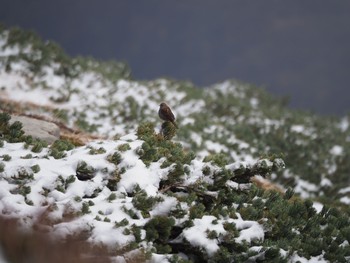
[[31, 164, 40, 173], [118, 143, 131, 152], [75, 161, 96, 181], [107, 193, 117, 202], [49, 139, 74, 159], [145, 216, 175, 243], [31, 139, 48, 153], [107, 152, 122, 165], [132, 189, 163, 217], [81, 202, 91, 214], [88, 146, 106, 155], [2, 154, 11, 161]]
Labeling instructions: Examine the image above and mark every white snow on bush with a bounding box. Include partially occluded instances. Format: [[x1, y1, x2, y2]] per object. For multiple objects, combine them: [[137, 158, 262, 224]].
[[183, 215, 226, 256], [0, 132, 267, 257], [329, 145, 343, 156], [183, 214, 264, 256]]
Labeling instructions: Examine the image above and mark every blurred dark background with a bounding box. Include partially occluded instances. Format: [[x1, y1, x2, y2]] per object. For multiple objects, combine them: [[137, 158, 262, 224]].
[[1, 0, 350, 116]]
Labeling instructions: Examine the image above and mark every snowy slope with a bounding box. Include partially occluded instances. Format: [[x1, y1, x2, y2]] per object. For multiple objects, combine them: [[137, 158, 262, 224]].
[[1, 26, 350, 262], [2, 27, 349, 205], [0, 130, 282, 261]]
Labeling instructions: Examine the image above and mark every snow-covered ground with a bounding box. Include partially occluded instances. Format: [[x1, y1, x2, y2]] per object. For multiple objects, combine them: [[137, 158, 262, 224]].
[[0, 133, 270, 261]]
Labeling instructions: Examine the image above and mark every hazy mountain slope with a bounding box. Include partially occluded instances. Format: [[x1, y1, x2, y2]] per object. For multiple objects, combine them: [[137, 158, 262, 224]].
[[1, 25, 350, 262]]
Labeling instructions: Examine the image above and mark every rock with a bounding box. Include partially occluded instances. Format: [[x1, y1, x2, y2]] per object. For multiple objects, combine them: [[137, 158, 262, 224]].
[[10, 115, 60, 144]]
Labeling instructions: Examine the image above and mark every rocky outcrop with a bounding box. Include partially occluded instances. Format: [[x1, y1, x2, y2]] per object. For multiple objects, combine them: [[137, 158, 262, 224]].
[[10, 115, 60, 144]]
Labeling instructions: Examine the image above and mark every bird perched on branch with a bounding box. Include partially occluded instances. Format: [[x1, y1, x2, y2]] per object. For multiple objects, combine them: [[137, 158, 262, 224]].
[[158, 102, 178, 128]]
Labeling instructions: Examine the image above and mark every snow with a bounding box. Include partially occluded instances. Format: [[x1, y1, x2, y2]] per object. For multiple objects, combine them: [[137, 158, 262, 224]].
[[181, 117, 195, 126], [40, 65, 66, 90], [264, 118, 282, 127], [339, 117, 349, 131], [294, 178, 318, 198], [225, 161, 245, 171], [0, 127, 269, 260], [88, 221, 134, 246], [182, 215, 264, 256], [234, 214, 264, 243], [329, 145, 343, 156], [205, 140, 228, 153], [203, 125, 217, 134], [320, 178, 333, 187], [151, 196, 178, 216], [290, 252, 328, 263], [312, 202, 324, 213], [209, 80, 245, 99], [190, 132, 202, 146], [340, 196, 350, 205], [0, 52, 207, 138], [225, 180, 240, 190], [117, 159, 162, 197], [339, 186, 350, 194], [250, 97, 259, 107], [291, 125, 305, 133], [183, 215, 225, 256], [0, 34, 22, 56], [227, 134, 251, 149], [0, 138, 148, 246], [0, 133, 266, 259]]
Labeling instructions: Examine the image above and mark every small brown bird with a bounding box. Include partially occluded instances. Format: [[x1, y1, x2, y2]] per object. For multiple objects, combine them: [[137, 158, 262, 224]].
[[158, 102, 178, 128]]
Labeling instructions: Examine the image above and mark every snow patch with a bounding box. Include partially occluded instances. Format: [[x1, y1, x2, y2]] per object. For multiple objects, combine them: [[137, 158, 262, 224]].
[[329, 145, 343, 156]]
